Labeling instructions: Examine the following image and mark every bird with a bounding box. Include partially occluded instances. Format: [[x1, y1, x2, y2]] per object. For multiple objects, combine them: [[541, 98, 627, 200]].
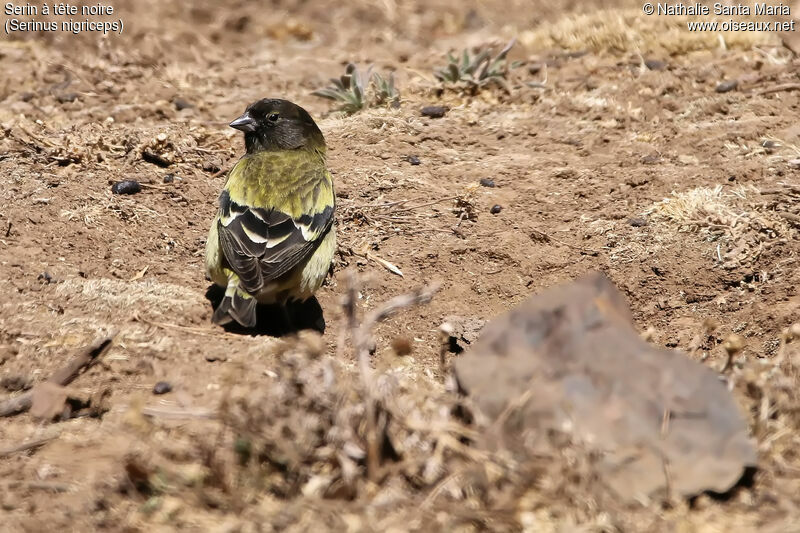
[[205, 99, 336, 328]]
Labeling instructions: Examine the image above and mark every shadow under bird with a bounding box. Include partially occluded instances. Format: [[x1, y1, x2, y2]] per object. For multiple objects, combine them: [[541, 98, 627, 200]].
[[205, 99, 336, 328]]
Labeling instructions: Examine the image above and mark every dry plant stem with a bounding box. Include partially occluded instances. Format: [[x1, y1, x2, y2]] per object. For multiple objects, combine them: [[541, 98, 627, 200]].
[[140, 318, 232, 337], [211, 165, 231, 179], [757, 83, 800, 95], [389, 195, 458, 214], [335, 269, 360, 361], [532, 227, 602, 255], [1, 480, 72, 492], [140, 406, 217, 420], [0, 432, 61, 458], [777, 212, 800, 226], [346, 274, 441, 482], [438, 329, 448, 381], [0, 334, 115, 418]]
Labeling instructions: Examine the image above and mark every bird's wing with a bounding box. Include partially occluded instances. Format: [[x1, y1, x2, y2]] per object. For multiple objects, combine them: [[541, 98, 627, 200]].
[[216, 154, 335, 294]]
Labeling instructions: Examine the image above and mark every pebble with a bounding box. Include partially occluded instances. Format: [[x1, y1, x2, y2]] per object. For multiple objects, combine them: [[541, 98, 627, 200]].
[[111, 180, 141, 195], [56, 93, 78, 103], [406, 155, 421, 165], [174, 98, 193, 111], [490, 205, 502, 214], [163, 173, 175, 183], [203, 161, 220, 173], [644, 59, 667, 71], [152, 381, 172, 395], [421, 105, 448, 118], [787, 159, 800, 169], [715, 80, 738, 93], [628, 217, 649, 227], [480, 178, 496, 188]]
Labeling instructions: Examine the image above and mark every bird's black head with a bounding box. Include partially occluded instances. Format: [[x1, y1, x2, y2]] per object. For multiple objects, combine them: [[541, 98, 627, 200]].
[[229, 99, 325, 154]]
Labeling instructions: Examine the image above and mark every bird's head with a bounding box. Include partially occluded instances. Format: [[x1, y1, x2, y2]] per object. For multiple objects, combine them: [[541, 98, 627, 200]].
[[230, 99, 325, 153]]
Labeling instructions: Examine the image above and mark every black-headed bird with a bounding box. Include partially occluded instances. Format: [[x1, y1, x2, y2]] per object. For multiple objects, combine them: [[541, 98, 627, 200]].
[[205, 99, 335, 328]]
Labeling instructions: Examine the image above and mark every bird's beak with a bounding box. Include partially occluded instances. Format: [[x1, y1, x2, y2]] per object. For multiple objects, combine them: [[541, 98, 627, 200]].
[[229, 112, 257, 132]]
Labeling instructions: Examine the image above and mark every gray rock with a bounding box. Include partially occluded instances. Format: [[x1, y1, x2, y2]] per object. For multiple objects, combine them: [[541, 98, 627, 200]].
[[454, 272, 756, 503]]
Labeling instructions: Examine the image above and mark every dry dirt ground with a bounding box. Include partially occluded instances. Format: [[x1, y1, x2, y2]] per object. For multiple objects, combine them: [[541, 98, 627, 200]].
[[1, 0, 800, 531]]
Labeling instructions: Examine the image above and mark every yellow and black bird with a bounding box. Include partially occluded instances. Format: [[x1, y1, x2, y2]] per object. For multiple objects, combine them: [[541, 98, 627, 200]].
[[205, 99, 335, 328]]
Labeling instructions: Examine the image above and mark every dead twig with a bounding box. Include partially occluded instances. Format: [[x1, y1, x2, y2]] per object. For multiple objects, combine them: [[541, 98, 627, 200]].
[[531, 227, 601, 256], [136, 316, 233, 338], [358, 282, 441, 336], [335, 269, 360, 361], [17, 126, 56, 148], [359, 250, 404, 277], [211, 165, 232, 179], [777, 211, 800, 227], [0, 430, 61, 458], [342, 272, 441, 482], [141, 406, 217, 419], [0, 334, 115, 418], [759, 184, 800, 196], [389, 196, 458, 214], [1, 480, 72, 492], [757, 83, 800, 95]]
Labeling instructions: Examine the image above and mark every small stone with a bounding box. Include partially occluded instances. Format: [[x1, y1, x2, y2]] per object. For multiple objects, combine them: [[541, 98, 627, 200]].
[[479, 178, 496, 188], [163, 173, 175, 183], [37, 272, 53, 283], [644, 59, 667, 71], [421, 105, 448, 118], [787, 159, 800, 169], [628, 217, 648, 227], [202, 161, 220, 173], [715, 80, 738, 93], [174, 98, 193, 111], [56, 93, 78, 103], [528, 62, 544, 75], [379, 152, 391, 160], [490, 205, 502, 214], [152, 381, 172, 395], [205, 354, 226, 362], [142, 150, 172, 168], [111, 180, 141, 195], [406, 155, 421, 165], [761, 140, 779, 151]]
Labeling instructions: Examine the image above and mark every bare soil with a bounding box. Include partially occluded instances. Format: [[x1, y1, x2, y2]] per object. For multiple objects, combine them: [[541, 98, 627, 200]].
[[1, 0, 799, 531]]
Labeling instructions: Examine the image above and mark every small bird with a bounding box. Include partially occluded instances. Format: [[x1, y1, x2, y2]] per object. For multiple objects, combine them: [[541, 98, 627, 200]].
[[205, 99, 336, 328]]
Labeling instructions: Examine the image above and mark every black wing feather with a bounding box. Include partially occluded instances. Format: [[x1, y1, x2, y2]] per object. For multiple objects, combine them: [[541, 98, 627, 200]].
[[218, 199, 333, 294]]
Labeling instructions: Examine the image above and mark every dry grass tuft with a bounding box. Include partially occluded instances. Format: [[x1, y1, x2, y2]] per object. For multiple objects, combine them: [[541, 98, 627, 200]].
[[520, 9, 781, 55], [646, 184, 799, 268], [56, 278, 204, 314]]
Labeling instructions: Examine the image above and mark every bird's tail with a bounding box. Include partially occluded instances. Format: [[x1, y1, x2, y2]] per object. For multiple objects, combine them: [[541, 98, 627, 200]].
[[212, 277, 257, 328]]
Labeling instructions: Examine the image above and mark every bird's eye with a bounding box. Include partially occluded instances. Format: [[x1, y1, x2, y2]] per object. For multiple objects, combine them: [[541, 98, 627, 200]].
[[267, 112, 280, 123]]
